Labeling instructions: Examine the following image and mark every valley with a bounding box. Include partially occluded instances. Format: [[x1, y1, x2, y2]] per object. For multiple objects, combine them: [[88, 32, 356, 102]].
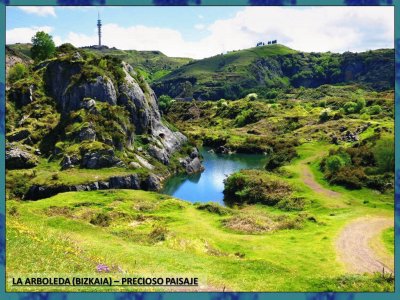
[[5, 42, 394, 292]]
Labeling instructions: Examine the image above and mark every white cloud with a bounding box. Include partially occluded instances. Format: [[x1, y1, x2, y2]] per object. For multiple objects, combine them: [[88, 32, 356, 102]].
[[19, 7, 56, 17], [194, 23, 205, 30], [18, 6, 392, 59], [6, 26, 54, 44], [198, 14, 204, 19]]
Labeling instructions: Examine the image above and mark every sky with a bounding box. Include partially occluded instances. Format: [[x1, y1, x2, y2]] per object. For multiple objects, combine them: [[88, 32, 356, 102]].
[[6, 6, 394, 59]]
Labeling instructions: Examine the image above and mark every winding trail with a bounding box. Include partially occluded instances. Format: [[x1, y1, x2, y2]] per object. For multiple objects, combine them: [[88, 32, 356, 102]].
[[300, 158, 340, 198], [298, 156, 393, 274], [336, 217, 394, 274]]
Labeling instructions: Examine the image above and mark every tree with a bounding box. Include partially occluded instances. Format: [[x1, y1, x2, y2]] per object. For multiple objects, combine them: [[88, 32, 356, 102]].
[[158, 95, 174, 114], [31, 31, 56, 62]]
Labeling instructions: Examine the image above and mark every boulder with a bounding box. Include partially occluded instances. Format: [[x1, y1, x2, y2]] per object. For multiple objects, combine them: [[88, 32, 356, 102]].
[[81, 150, 123, 169], [6, 146, 38, 169], [144, 174, 162, 191], [79, 127, 96, 141], [60, 154, 80, 170], [185, 157, 204, 174], [128, 161, 141, 169], [109, 174, 141, 189], [148, 145, 169, 165], [7, 129, 30, 142], [134, 154, 154, 170]]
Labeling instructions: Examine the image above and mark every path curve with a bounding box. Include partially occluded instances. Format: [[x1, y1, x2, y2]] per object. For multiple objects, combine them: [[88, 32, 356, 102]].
[[300, 163, 340, 198], [336, 217, 394, 274]]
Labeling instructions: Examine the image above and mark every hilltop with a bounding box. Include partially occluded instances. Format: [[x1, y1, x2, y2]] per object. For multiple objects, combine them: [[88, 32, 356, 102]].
[[152, 44, 394, 100], [6, 43, 193, 83]]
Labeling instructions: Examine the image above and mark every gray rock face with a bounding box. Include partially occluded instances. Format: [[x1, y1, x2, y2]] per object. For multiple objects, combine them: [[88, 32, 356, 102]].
[[148, 145, 169, 165], [185, 157, 204, 174], [79, 127, 96, 141], [109, 174, 140, 189], [145, 174, 162, 191], [81, 149, 123, 169], [179, 156, 205, 174], [6, 146, 37, 169], [134, 154, 154, 170], [60, 154, 80, 170], [118, 64, 188, 161], [45, 61, 117, 113], [7, 129, 30, 142], [24, 173, 161, 200], [9, 84, 35, 108]]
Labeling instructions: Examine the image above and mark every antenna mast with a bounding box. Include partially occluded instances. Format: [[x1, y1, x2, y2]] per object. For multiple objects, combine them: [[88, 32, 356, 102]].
[[97, 11, 102, 47]]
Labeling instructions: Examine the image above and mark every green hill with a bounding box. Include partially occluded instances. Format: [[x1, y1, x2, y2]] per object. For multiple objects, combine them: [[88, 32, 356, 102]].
[[81, 47, 193, 82], [151, 45, 394, 100], [7, 43, 193, 82]]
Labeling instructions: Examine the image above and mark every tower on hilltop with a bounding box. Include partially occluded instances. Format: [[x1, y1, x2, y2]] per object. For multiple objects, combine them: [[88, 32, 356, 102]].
[[97, 12, 102, 47]]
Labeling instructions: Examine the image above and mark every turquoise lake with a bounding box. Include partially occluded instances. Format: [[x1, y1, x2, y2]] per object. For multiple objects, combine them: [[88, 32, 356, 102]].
[[162, 148, 268, 205]]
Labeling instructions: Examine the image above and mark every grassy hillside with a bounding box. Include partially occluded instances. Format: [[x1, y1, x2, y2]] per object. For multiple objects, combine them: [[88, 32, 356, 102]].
[[7, 43, 193, 82], [152, 45, 394, 100], [80, 47, 193, 82]]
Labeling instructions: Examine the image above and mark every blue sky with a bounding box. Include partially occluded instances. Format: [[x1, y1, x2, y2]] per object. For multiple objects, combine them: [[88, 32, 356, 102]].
[[6, 6, 394, 59]]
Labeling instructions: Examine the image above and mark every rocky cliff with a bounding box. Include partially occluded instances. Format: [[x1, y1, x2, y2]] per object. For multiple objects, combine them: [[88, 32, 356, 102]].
[[6, 48, 203, 199]]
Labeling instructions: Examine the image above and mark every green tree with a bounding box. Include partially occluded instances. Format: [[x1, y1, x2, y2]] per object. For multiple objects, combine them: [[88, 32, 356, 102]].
[[158, 95, 174, 114], [8, 63, 28, 83], [31, 31, 56, 62]]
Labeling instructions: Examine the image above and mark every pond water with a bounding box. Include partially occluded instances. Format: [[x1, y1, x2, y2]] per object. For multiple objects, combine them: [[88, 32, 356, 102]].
[[162, 148, 268, 205]]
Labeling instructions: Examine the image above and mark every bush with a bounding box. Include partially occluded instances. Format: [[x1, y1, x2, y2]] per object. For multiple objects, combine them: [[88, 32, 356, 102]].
[[325, 155, 347, 173], [196, 203, 231, 215], [245, 93, 258, 101], [90, 212, 111, 227], [373, 137, 394, 173], [56, 43, 77, 54], [277, 197, 307, 211], [8, 63, 28, 83], [343, 101, 358, 114], [368, 105, 382, 115], [330, 166, 366, 189], [149, 224, 168, 242], [366, 173, 394, 192], [319, 109, 331, 123], [158, 95, 174, 114], [223, 170, 292, 206]]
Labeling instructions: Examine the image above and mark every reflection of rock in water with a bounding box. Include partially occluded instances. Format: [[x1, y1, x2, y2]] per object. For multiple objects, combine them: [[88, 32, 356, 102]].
[[187, 172, 201, 183]]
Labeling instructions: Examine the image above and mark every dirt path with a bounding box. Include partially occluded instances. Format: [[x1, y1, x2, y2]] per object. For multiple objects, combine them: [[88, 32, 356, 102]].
[[336, 217, 394, 274], [300, 162, 340, 198]]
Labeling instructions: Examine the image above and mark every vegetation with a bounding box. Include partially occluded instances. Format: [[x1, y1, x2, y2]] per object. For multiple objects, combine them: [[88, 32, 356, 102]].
[[8, 63, 28, 83], [5, 41, 394, 292], [30, 31, 56, 62], [153, 45, 394, 100]]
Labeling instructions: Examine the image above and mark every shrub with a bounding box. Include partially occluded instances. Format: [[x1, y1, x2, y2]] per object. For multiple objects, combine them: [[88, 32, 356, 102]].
[[373, 137, 394, 173], [366, 173, 394, 192], [368, 105, 382, 115], [8, 63, 28, 83], [90, 212, 111, 227], [196, 203, 231, 215], [245, 93, 258, 101], [330, 166, 366, 189], [343, 101, 358, 114], [325, 155, 347, 173], [277, 197, 307, 211], [223, 170, 292, 206], [319, 108, 331, 123], [56, 43, 77, 54], [149, 224, 168, 242]]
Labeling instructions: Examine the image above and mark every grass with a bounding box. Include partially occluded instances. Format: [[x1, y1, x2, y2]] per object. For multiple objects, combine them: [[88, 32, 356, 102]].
[[6, 164, 394, 292], [382, 227, 394, 255]]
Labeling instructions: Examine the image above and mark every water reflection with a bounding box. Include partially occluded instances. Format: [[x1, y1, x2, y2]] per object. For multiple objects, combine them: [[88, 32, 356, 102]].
[[162, 148, 268, 205]]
